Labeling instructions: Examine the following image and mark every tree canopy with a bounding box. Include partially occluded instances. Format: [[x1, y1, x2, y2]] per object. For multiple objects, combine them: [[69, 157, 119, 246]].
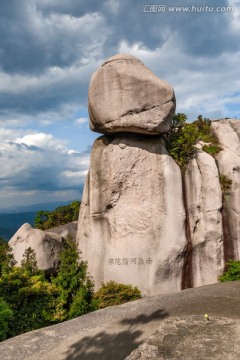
[[165, 113, 221, 169], [34, 201, 80, 230]]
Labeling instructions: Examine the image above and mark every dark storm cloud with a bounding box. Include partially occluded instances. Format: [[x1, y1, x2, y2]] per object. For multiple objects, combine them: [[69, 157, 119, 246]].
[[0, 0, 106, 75], [0, 67, 91, 115], [1, 0, 235, 75], [0, 0, 239, 120]]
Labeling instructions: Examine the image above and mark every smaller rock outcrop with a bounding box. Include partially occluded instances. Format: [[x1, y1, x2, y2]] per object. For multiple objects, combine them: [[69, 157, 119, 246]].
[[9, 223, 63, 272], [45, 221, 78, 241], [88, 54, 175, 135]]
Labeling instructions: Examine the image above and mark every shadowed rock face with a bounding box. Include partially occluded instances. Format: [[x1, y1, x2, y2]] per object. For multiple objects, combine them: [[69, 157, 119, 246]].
[[0, 282, 240, 360], [77, 134, 186, 295], [45, 221, 78, 241], [88, 54, 175, 135], [9, 223, 63, 271]]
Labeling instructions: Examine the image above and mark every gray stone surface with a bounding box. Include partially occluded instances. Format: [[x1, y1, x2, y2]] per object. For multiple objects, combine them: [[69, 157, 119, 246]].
[[126, 316, 240, 360], [211, 119, 240, 260], [46, 221, 78, 242], [0, 281, 240, 360], [9, 223, 63, 271], [185, 150, 224, 287], [77, 133, 186, 295], [88, 54, 175, 135]]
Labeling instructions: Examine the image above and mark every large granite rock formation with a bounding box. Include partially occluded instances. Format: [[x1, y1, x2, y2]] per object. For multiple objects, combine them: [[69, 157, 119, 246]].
[[9, 223, 63, 272], [88, 54, 175, 135], [77, 54, 240, 296], [77, 134, 186, 295], [185, 151, 224, 287]]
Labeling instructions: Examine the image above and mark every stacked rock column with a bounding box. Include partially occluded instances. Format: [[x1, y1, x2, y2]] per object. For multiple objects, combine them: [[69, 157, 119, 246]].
[[76, 54, 187, 296]]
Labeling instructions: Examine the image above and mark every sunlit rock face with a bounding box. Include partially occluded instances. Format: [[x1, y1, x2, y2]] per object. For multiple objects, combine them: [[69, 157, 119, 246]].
[[9, 223, 63, 272], [185, 151, 224, 287], [88, 54, 175, 135], [77, 134, 186, 295], [211, 119, 240, 261]]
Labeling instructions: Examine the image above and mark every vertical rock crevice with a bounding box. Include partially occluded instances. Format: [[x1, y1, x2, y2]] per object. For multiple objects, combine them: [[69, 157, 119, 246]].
[[181, 173, 193, 290], [221, 192, 236, 266]]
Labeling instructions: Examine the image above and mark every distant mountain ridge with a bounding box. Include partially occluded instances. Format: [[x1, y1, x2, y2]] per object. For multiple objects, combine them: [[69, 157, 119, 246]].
[[0, 200, 76, 214], [0, 212, 36, 240], [0, 200, 77, 240]]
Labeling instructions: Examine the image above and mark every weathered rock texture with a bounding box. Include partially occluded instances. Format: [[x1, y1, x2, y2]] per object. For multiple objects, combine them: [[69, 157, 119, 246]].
[[185, 151, 224, 287], [88, 54, 175, 135], [1, 282, 240, 360], [125, 316, 240, 360], [211, 119, 240, 261], [77, 134, 187, 295], [45, 221, 78, 242], [9, 223, 63, 271]]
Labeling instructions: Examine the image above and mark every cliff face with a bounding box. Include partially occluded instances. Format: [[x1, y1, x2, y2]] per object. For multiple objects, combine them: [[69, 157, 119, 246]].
[[76, 54, 240, 296], [211, 120, 240, 261], [77, 134, 186, 295], [184, 150, 224, 288]]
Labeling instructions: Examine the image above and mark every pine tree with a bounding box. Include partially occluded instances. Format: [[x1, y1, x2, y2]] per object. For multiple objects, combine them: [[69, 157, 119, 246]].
[[52, 236, 97, 320]]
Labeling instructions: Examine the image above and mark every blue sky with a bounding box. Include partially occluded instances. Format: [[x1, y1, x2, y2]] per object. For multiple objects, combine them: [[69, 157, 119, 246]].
[[0, 0, 239, 211]]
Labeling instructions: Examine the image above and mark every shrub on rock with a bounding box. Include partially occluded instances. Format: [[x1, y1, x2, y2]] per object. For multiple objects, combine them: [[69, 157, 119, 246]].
[[94, 281, 141, 309]]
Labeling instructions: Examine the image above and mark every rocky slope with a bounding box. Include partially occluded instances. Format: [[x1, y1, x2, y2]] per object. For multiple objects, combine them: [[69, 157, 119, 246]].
[[0, 281, 240, 360]]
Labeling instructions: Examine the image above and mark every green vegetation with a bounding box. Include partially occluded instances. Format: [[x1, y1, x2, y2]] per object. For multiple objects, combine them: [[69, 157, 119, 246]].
[[165, 113, 198, 169], [0, 237, 16, 275], [0, 298, 13, 341], [21, 247, 39, 275], [51, 236, 97, 321], [219, 174, 232, 192], [94, 281, 141, 309], [0, 236, 141, 341], [202, 144, 222, 156], [34, 201, 80, 230], [0, 237, 95, 339], [219, 260, 240, 282], [166, 114, 221, 169], [0, 246, 59, 337]]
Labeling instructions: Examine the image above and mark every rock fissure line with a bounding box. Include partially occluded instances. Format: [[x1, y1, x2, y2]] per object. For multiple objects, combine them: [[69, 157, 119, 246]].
[[214, 157, 235, 265], [181, 173, 193, 290], [121, 99, 174, 118]]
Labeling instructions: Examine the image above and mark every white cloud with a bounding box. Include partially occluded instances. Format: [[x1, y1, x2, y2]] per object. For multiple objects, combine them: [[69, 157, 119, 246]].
[[228, 0, 240, 31], [74, 117, 88, 126], [0, 129, 90, 210], [118, 39, 240, 119]]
